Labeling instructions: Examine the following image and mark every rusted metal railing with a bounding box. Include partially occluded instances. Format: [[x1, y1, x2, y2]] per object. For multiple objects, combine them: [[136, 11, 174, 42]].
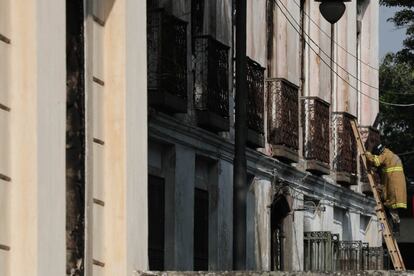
[[267, 78, 299, 152], [247, 57, 265, 135], [332, 112, 358, 183], [302, 97, 330, 167]]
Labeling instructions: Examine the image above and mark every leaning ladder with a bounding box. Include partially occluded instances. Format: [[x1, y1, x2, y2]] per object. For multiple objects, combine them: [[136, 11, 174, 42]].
[[350, 119, 405, 271]]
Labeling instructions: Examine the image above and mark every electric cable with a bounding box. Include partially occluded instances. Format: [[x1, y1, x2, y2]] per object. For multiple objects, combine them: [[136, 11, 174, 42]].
[[277, 0, 380, 91], [273, 0, 414, 107], [289, 0, 380, 72]]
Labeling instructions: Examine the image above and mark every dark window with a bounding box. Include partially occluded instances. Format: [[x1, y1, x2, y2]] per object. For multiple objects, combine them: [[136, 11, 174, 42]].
[[194, 188, 209, 270], [148, 175, 165, 271], [270, 194, 290, 271]]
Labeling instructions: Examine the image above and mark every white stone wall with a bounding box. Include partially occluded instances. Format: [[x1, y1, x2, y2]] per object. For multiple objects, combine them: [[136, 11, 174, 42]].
[[0, 0, 11, 274], [359, 0, 379, 126], [1, 0, 67, 275], [85, 0, 148, 274]]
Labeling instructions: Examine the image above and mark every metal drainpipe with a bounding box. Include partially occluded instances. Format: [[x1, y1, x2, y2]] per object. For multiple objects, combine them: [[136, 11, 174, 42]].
[[330, 23, 335, 175], [233, 0, 247, 270]]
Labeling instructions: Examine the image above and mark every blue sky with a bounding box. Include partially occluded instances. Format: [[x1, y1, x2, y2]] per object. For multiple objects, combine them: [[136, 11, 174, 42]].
[[379, 5, 406, 60]]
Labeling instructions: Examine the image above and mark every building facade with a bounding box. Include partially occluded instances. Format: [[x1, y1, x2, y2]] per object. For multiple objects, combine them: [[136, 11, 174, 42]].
[[146, 0, 383, 272], [0, 0, 384, 275]]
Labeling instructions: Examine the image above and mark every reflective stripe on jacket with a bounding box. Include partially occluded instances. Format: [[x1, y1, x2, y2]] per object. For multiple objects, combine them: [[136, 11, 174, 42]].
[[365, 148, 407, 209]]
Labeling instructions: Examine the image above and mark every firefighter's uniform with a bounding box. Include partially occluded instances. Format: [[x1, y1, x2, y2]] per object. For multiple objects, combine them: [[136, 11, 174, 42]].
[[366, 148, 407, 220]]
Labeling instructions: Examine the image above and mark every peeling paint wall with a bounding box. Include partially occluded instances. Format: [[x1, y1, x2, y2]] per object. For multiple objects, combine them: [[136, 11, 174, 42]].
[[359, 0, 379, 126], [334, 1, 358, 115]]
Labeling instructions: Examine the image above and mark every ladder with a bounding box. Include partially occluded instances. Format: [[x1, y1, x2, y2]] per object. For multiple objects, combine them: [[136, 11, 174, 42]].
[[350, 119, 405, 271]]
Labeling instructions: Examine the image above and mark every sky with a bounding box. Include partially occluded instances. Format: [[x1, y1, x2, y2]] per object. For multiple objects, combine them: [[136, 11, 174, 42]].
[[379, 5, 406, 60]]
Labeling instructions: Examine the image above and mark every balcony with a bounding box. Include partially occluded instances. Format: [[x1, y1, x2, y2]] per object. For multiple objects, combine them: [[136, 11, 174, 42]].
[[147, 9, 188, 113], [267, 78, 299, 162], [194, 35, 230, 132], [359, 126, 381, 195], [301, 97, 330, 175], [332, 112, 358, 185], [246, 57, 265, 148]]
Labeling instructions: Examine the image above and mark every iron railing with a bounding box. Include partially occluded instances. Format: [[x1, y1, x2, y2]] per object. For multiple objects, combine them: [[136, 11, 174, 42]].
[[304, 232, 339, 272], [304, 231, 388, 272], [247, 57, 265, 135], [267, 78, 299, 151], [194, 35, 230, 130], [361, 244, 387, 270], [302, 97, 330, 165], [336, 241, 363, 271], [332, 112, 357, 181], [147, 9, 187, 112]]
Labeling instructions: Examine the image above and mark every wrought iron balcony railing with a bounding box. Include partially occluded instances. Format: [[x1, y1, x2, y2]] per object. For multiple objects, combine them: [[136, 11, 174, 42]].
[[147, 9, 188, 113], [267, 78, 299, 161], [301, 97, 330, 174], [246, 57, 265, 148], [332, 112, 357, 185], [194, 35, 230, 132]]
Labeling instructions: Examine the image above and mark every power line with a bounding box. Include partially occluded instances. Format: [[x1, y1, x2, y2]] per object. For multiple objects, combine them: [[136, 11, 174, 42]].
[[398, 150, 414, 157], [290, 0, 379, 72], [277, 0, 380, 91], [273, 0, 414, 107]]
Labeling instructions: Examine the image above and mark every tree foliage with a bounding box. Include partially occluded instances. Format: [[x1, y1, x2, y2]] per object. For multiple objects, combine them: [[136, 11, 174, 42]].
[[380, 0, 414, 64], [378, 53, 414, 177]]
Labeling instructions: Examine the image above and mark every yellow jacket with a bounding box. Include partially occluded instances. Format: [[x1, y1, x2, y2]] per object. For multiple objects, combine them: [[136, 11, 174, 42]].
[[366, 148, 407, 209]]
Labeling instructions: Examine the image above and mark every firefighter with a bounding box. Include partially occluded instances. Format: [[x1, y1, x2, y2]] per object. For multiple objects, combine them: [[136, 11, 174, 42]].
[[365, 144, 407, 234]]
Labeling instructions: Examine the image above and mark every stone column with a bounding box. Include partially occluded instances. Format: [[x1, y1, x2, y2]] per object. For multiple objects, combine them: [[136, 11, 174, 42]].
[[209, 159, 233, 270], [252, 178, 272, 271], [283, 193, 304, 271], [164, 145, 195, 270], [8, 0, 66, 275], [360, 1, 379, 126], [85, 0, 148, 274]]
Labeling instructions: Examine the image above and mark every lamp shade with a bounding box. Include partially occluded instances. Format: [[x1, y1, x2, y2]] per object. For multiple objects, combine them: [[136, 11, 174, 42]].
[[316, 0, 350, 24]]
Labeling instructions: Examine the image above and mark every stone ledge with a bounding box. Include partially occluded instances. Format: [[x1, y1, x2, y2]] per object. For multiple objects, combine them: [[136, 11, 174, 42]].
[[136, 271, 414, 276]]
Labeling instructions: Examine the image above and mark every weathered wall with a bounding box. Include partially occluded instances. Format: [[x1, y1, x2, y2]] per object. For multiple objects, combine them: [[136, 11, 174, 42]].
[[284, 194, 305, 271], [359, 0, 379, 126], [247, 0, 267, 67], [334, 1, 358, 115], [246, 178, 272, 271], [303, 0, 332, 102], [269, 0, 300, 84]]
